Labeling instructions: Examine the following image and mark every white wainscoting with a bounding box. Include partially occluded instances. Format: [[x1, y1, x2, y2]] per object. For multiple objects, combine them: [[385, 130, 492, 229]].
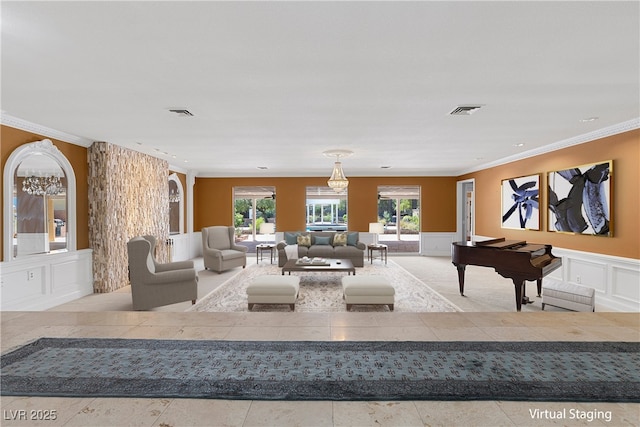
[[551, 248, 639, 312], [192, 232, 203, 258], [166, 233, 191, 262], [420, 232, 457, 256], [0, 249, 93, 311]]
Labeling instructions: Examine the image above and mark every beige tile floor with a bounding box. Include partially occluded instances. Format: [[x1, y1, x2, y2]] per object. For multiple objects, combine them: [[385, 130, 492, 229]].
[[1, 256, 639, 426]]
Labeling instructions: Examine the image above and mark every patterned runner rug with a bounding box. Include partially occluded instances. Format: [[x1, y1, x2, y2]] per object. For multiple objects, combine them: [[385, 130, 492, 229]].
[[189, 260, 460, 312], [2, 339, 638, 401]]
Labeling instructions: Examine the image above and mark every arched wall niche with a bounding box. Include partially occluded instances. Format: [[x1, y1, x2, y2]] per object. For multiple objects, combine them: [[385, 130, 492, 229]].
[[168, 173, 184, 235], [3, 139, 77, 261]]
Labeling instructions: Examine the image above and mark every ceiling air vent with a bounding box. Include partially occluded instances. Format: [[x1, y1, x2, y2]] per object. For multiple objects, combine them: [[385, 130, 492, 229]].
[[169, 109, 194, 117], [449, 105, 483, 116]]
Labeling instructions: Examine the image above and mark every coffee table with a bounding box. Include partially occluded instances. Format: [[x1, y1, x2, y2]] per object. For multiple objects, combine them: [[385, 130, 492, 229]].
[[282, 258, 355, 275]]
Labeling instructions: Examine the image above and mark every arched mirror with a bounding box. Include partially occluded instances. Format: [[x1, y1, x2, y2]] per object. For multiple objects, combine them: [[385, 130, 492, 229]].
[[168, 173, 184, 235], [3, 139, 76, 260]]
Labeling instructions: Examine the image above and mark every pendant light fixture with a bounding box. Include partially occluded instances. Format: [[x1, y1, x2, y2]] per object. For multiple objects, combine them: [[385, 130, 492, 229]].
[[324, 149, 353, 193]]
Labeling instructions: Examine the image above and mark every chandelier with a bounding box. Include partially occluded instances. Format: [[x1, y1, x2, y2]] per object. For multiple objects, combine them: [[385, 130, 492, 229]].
[[169, 188, 181, 203], [324, 149, 353, 193], [22, 175, 64, 196]]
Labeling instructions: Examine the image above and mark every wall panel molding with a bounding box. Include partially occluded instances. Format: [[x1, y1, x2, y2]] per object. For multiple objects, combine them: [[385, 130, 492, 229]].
[[420, 232, 456, 256], [0, 249, 93, 311]]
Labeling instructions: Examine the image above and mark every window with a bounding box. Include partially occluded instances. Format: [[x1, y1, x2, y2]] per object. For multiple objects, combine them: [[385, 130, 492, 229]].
[[306, 186, 347, 231]]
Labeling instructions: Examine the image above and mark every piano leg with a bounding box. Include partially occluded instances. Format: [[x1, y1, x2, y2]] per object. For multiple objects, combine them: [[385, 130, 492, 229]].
[[513, 279, 524, 311], [455, 264, 466, 296], [536, 279, 542, 297], [512, 279, 533, 311]]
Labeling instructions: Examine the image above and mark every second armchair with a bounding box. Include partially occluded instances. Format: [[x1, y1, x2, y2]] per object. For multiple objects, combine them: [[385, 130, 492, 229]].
[[202, 226, 248, 273]]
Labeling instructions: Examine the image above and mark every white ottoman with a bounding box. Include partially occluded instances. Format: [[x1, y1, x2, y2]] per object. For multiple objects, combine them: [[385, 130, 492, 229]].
[[542, 280, 595, 312], [342, 275, 395, 311], [246, 275, 300, 311]]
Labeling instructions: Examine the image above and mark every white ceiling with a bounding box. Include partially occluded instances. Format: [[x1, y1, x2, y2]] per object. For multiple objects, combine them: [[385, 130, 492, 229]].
[[2, 1, 638, 177]]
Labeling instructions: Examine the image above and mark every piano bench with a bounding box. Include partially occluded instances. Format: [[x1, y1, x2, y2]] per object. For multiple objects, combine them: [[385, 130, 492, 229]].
[[542, 280, 595, 312]]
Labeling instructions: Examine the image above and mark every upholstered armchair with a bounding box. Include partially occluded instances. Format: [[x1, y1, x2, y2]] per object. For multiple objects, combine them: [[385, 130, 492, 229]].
[[142, 235, 194, 272], [127, 236, 198, 310], [201, 226, 248, 272]]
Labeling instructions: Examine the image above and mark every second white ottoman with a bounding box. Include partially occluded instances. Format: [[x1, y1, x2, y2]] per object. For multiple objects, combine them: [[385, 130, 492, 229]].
[[246, 275, 300, 311], [342, 275, 395, 311]]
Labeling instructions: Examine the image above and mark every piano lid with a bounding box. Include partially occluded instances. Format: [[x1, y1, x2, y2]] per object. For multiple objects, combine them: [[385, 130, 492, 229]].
[[454, 237, 527, 249]]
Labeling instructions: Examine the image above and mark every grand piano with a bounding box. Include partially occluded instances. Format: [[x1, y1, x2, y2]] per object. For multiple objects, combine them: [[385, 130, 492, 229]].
[[451, 238, 562, 311]]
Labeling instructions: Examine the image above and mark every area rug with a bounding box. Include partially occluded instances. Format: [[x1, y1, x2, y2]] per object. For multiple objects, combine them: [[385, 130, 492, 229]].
[[190, 260, 461, 312], [2, 338, 638, 402]]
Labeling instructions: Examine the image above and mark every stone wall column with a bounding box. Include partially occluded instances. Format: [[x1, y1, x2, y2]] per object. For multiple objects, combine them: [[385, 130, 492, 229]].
[[88, 142, 170, 293]]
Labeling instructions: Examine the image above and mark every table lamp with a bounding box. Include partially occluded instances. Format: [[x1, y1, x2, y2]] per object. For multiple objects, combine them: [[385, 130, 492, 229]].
[[368, 222, 384, 245]]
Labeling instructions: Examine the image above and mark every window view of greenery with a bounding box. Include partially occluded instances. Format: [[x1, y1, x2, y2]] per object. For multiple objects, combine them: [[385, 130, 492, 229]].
[[306, 186, 347, 231], [378, 198, 420, 234], [233, 187, 276, 242]]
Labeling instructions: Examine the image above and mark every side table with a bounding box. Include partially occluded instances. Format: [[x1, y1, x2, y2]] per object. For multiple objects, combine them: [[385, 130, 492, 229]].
[[367, 244, 388, 264], [256, 243, 276, 264]]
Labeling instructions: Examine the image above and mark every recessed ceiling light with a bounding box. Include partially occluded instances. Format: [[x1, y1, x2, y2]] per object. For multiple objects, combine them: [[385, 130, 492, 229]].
[[513, 143, 525, 147], [579, 117, 599, 122]]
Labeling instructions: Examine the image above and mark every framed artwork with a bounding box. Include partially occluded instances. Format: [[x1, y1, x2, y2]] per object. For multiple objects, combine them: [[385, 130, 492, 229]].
[[501, 174, 540, 230], [547, 160, 612, 236]]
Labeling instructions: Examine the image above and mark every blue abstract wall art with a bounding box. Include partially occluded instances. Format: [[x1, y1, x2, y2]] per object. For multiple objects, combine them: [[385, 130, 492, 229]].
[[548, 161, 612, 236], [501, 174, 540, 230]]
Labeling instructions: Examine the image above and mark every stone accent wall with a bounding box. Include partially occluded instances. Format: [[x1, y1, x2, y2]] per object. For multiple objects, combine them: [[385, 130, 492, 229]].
[[88, 142, 169, 293]]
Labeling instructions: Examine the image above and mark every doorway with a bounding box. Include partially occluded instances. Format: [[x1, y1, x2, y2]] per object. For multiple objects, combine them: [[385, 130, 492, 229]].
[[456, 179, 475, 242], [233, 186, 276, 250], [377, 185, 420, 253]]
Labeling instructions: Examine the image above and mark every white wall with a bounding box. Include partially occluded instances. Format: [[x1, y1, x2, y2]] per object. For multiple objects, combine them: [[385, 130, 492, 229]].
[[1, 249, 93, 311], [550, 247, 639, 312]]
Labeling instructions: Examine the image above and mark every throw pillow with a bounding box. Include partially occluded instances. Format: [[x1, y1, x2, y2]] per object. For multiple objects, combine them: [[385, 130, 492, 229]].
[[346, 232, 358, 246], [284, 232, 299, 245], [297, 234, 312, 247], [333, 232, 347, 246], [314, 236, 331, 245]]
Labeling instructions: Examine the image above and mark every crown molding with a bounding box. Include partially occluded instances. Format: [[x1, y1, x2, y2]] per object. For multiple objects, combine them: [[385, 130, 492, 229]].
[[457, 118, 640, 176], [0, 113, 94, 147], [3, 113, 638, 177]]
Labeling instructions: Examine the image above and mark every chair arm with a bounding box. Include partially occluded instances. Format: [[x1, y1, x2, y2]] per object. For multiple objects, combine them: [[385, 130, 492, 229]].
[[276, 241, 287, 250], [148, 268, 197, 284], [203, 247, 223, 258], [155, 260, 194, 272], [355, 241, 366, 250], [230, 243, 248, 253]]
